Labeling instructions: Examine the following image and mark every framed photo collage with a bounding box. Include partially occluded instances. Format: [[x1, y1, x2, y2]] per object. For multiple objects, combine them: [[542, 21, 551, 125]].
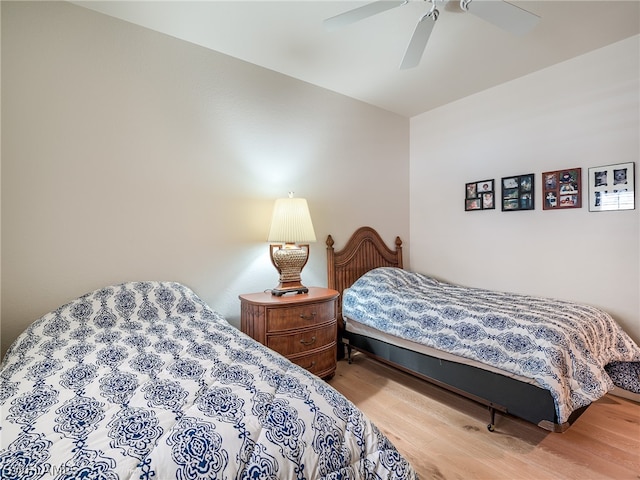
[[465, 180, 494, 211], [465, 163, 635, 213]]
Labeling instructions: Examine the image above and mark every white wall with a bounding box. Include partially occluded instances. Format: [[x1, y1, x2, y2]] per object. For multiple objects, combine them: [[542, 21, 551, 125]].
[[4, 1, 636, 363], [410, 35, 640, 344], [1, 1, 409, 356]]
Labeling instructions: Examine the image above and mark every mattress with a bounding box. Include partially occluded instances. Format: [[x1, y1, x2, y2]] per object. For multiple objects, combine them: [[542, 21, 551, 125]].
[[0, 281, 417, 479], [342, 267, 640, 424], [345, 317, 541, 387]]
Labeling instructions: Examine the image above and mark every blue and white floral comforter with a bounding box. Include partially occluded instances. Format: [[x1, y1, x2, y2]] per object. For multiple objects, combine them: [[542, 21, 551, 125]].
[[0, 281, 416, 480], [342, 267, 640, 424]]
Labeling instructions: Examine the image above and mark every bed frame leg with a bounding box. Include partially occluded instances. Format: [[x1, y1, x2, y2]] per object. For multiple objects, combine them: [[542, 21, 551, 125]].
[[346, 344, 353, 364], [487, 407, 496, 432]]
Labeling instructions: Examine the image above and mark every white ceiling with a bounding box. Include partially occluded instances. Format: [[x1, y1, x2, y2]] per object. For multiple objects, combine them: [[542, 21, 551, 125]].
[[73, 1, 640, 118]]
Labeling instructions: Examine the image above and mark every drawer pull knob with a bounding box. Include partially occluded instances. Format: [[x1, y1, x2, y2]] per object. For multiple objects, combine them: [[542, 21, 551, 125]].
[[304, 361, 316, 370], [300, 336, 317, 346], [299, 312, 317, 321]]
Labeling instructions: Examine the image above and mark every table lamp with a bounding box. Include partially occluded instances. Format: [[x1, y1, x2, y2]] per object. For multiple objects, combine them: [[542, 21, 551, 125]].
[[267, 193, 316, 296]]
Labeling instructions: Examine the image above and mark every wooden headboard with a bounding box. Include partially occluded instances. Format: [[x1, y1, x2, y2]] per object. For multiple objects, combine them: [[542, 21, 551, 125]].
[[326, 226, 403, 327]]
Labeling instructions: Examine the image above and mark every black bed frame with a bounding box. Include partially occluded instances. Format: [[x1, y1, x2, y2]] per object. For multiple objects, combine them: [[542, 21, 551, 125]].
[[326, 227, 588, 432]]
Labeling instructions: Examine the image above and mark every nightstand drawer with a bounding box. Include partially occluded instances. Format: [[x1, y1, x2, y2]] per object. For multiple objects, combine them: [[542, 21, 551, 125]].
[[267, 302, 335, 332], [267, 324, 336, 356], [289, 345, 337, 377]]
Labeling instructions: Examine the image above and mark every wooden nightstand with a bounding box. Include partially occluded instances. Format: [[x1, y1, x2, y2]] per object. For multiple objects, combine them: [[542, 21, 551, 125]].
[[239, 287, 340, 379]]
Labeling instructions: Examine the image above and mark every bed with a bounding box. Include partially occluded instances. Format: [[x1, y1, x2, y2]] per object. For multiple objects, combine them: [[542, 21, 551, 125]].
[[0, 281, 417, 479], [326, 226, 640, 433]]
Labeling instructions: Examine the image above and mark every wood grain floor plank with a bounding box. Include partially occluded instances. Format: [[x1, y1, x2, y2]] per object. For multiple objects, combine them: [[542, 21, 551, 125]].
[[328, 354, 640, 480]]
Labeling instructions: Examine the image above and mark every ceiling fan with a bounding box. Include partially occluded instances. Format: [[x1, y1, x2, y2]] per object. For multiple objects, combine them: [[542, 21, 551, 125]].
[[324, 0, 540, 69]]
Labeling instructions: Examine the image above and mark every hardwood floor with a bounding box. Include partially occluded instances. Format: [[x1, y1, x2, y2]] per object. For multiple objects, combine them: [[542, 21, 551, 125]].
[[328, 353, 640, 480]]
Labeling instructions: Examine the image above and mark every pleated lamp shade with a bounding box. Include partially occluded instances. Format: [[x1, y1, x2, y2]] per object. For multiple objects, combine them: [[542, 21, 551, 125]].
[[267, 197, 316, 244]]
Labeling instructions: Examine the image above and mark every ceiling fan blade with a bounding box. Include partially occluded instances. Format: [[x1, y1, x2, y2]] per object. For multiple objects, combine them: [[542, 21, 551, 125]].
[[400, 14, 437, 70], [464, 0, 539, 36], [324, 1, 406, 30]]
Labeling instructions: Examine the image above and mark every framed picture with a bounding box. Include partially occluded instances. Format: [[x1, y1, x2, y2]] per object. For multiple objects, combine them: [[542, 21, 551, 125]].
[[501, 174, 534, 211], [465, 179, 495, 211], [588, 162, 635, 211], [542, 168, 581, 210]]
